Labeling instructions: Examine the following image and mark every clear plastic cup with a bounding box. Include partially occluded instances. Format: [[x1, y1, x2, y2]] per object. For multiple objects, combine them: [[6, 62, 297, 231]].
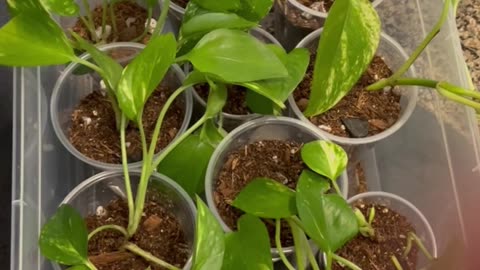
[[161, 0, 185, 34], [205, 116, 349, 261], [50, 42, 193, 171], [53, 170, 196, 270], [274, 0, 385, 50], [288, 29, 418, 147], [190, 27, 282, 132], [320, 191, 438, 269]]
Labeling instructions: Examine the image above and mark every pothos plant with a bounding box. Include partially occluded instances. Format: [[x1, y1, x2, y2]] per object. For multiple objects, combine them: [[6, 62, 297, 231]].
[[301, 0, 479, 119], [7, 0, 163, 45]]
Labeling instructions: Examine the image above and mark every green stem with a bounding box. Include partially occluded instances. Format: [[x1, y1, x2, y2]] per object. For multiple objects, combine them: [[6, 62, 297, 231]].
[[120, 115, 135, 230], [286, 218, 306, 270], [81, 0, 99, 42], [437, 86, 480, 110], [438, 81, 480, 99], [123, 242, 181, 270], [332, 180, 342, 197], [153, 0, 171, 36], [403, 232, 434, 261], [275, 219, 295, 270], [326, 251, 333, 270], [290, 216, 308, 232], [72, 57, 104, 75], [137, 110, 148, 164], [306, 245, 320, 270], [131, 7, 152, 42], [391, 255, 404, 270], [101, 0, 108, 42], [88, 224, 128, 240], [367, 0, 450, 91], [331, 254, 362, 270], [85, 260, 99, 270], [109, 1, 118, 39], [107, 89, 122, 130]]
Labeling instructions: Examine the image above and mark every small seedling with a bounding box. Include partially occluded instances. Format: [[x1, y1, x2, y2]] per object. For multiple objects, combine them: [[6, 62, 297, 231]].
[[354, 207, 375, 238]]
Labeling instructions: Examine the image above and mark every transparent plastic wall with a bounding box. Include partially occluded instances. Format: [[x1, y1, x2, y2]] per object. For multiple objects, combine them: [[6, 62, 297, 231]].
[[10, 0, 480, 269]]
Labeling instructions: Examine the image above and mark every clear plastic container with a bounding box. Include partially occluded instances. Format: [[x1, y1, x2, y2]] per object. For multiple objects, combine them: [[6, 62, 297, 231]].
[[288, 29, 418, 147], [56, 170, 196, 270], [320, 191, 438, 269], [205, 116, 349, 260], [10, 1, 480, 269], [274, 0, 384, 50], [191, 27, 282, 132], [50, 42, 193, 170]]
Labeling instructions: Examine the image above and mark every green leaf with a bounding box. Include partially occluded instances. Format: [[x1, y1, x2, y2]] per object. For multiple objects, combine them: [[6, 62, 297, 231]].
[[245, 91, 279, 115], [7, 0, 46, 16], [222, 215, 273, 270], [200, 119, 226, 146], [191, 0, 241, 12], [301, 141, 348, 181], [286, 218, 309, 270], [41, 0, 80, 16], [39, 205, 89, 265], [0, 13, 75, 66], [117, 34, 176, 121], [184, 70, 208, 86], [205, 81, 228, 118], [72, 32, 123, 90], [296, 175, 358, 253], [237, 0, 274, 22], [66, 265, 90, 270], [182, 29, 288, 83], [192, 197, 226, 270], [232, 178, 297, 219], [181, 13, 256, 38], [304, 0, 381, 116], [298, 170, 331, 193], [240, 47, 309, 108]]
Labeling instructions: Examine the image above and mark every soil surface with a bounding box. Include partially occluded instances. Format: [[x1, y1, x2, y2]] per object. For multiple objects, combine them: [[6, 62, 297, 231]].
[[172, 0, 189, 8], [72, 1, 150, 44], [69, 87, 184, 164], [293, 54, 401, 138], [214, 140, 305, 247], [196, 84, 251, 115], [333, 203, 418, 270], [86, 192, 190, 270]]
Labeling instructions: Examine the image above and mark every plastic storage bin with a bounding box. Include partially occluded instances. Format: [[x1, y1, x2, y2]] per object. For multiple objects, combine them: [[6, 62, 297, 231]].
[[10, 1, 480, 270]]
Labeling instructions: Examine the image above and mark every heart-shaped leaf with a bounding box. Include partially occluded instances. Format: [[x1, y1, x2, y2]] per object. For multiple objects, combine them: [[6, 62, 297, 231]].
[[39, 205, 88, 265], [296, 175, 358, 253], [7, 0, 46, 16], [301, 141, 347, 181], [41, 0, 80, 16], [222, 215, 273, 270], [117, 34, 176, 121], [245, 91, 280, 115], [205, 81, 228, 118], [304, 0, 381, 116], [298, 170, 331, 193], [192, 197, 225, 270], [232, 178, 297, 219], [237, 0, 274, 22], [191, 0, 241, 12], [181, 29, 288, 83], [0, 13, 75, 66]]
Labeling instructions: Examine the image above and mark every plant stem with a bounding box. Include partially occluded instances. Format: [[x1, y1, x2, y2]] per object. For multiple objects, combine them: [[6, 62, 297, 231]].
[[123, 242, 181, 270], [391, 255, 404, 270], [306, 244, 320, 270], [85, 260, 99, 270], [72, 57, 104, 75], [332, 180, 342, 197], [88, 224, 128, 240], [403, 232, 434, 261], [286, 218, 306, 270], [326, 251, 333, 270], [275, 219, 295, 270], [109, 1, 118, 39], [131, 7, 152, 43], [137, 110, 148, 164], [107, 89, 122, 130], [438, 81, 480, 99], [290, 216, 308, 232], [153, 0, 171, 36], [437, 86, 480, 110], [120, 115, 135, 229], [101, 0, 108, 42], [331, 254, 362, 270], [81, 0, 99, 43], [367, 0, 450, 91]]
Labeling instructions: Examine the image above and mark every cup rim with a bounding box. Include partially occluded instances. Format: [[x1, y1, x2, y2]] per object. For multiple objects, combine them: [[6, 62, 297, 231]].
[[285, 0, 385, 18], [289, 29, 419, 146], [190, 27, 282, 121], [205, 116, 349, 256], [50, 42, 193, 170]]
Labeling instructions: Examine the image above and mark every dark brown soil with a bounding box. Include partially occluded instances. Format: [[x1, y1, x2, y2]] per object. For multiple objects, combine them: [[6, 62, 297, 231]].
[[72, 1, 151, 44], [195, 84, 251, 115], [333, 203, 418, 270], [69, 87, 184, 164], [172, 0, 189, 8], [293, 54, 401, 138], [214, 140, 305, 247], [86, 192, 190, 270]]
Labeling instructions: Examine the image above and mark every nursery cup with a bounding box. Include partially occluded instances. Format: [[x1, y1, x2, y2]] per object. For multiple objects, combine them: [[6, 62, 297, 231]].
[[190, 27, 282, 132], [288, 29, 418, 148], [51, 42, 193, 171], [320, 191, 438, 268], [205, 116, 349, 261], [274, 0, 385, 50], [55, 170, 196, 270]]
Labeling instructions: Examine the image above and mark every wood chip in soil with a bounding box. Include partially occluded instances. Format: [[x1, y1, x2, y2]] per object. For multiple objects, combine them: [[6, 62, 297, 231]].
[[86, 192, 190, 270], [333, 203, 418, 270], [72, 1, 151, 44], [195, 84, 251, 115], [293, 54, 401, 138], [214, 140, 305, 247], [69, 86, 184, 164]]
